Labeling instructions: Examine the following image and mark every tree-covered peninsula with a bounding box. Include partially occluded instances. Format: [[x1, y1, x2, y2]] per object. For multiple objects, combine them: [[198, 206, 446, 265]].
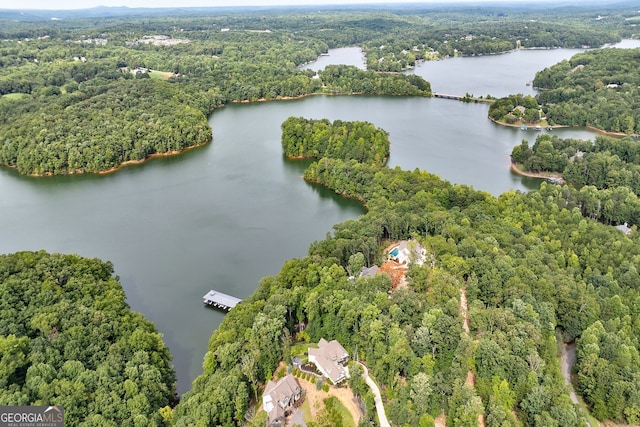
[[281, 117, 390, 165], [534, 48, 640, 134], [490, 47, 640, 135], [1, 79, 213, 175], [0, 251, 176, 426], [510, 134, 640, 228], [170, 117, 640, 426], [2, 3, 640, 426]]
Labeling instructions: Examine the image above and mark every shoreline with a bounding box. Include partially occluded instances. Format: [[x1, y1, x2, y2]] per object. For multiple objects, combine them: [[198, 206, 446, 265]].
[[19, 139, 211, 177], [304, 176, 370, 209], [488, 116, 568, 130], [489, 116, 635, 138], [510, 162, 565, 183], [97, 140, 211, 175], [232, 91, 431, 105], [584, 125, 635, 138]]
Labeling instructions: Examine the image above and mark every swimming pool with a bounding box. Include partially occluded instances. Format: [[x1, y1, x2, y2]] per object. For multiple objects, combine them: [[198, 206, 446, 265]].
[[389, 247, 399, 257]]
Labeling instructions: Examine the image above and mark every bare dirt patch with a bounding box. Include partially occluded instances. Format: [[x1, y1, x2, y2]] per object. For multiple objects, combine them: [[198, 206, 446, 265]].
[[296, 376, 361, 425], [379, 259, 408, 290]]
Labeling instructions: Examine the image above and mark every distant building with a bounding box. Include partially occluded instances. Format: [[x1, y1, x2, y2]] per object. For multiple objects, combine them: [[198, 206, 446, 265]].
[[262, 374, 302, 426], [513, 106, 526, 115], [360, 265, 379, 277], [308, 338, 349, 384], [132, 35, 190, 46], [616, 222, 632, 235], [78, 38, 107, 45], [569, 150, 584, 162]]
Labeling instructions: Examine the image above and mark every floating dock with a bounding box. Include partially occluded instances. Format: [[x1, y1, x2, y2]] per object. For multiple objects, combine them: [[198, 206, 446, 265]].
[[203, 290, 242, 311]]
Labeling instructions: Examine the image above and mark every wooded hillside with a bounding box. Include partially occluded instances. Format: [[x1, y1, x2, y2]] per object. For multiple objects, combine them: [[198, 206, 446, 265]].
[[0, 251, 176, 426], [172, 118, 640, 426]]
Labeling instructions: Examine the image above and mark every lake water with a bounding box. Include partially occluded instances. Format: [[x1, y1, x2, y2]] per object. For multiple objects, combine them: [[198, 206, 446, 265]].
[[409, 39, 640, 98], [302, 47, 367, 72], [1, 40, 638, 394], [0, 128, 365, 395]]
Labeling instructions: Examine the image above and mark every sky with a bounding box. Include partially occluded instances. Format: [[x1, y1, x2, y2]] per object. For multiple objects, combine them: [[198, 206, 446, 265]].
[[3, 0, 560, 11]]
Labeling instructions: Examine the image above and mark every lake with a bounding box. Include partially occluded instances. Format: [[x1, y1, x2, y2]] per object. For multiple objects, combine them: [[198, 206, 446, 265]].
[[2, 40, 638, 394]]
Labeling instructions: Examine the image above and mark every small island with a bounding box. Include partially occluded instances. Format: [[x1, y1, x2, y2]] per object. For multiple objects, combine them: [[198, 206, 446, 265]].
[[281, 116, 390, 166]]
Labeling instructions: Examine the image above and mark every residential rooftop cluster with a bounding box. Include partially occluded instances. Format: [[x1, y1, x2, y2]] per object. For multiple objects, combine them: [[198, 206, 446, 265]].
[[262, 338, 349, 426], [126, 35, 190, 47]]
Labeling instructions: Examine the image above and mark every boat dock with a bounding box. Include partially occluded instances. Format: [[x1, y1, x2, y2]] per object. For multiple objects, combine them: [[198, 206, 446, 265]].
[[203, 290, 242, 311]]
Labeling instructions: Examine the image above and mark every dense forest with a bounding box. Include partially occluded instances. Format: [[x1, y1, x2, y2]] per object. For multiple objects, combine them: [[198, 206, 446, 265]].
[[304, 157, 640, 426], [0, 9, 434, 175], [0, 2, 632, 174], [281, 117, 390, 165], [2, 3, 640, 427], [0, 79, 213, 175], [0, 251, 176, 426], [172, 117, 640, 426], [534, 48, 640, 133], [511, 134, 640, 226], [488, 94, 542, 125]]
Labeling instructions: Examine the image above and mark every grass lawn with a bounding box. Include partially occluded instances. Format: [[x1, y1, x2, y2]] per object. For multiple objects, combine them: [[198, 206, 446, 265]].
[[291, 342, 317, 357], [2, 93, 29, 100], [300, 395, 355, 427], [301, 397, 314, 424], [330, 397, 356, 427], [148, 70, 174, 80]]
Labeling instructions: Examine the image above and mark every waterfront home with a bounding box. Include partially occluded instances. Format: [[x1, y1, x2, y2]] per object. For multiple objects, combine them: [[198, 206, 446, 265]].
[[388, 240, 427, 265], [262, 374, 302, 426], [308, 338, 349, 384]]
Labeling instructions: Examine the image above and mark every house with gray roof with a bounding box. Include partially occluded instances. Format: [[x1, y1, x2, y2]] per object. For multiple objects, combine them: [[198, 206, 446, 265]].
[[262, 374, 302, 426], [360, 265, 379, 277], [308, 338, 349, 384]]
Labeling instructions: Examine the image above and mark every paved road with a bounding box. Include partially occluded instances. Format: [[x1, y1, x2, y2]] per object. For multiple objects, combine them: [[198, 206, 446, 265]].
[[358, 362, 391, 427], [560, 343, 579, 404], [561, 343, 599, 427], [290, 407, 306, 427]]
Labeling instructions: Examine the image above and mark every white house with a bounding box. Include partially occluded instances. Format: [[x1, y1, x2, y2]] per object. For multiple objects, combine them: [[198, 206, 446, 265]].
[[388, 240, 427, 265]]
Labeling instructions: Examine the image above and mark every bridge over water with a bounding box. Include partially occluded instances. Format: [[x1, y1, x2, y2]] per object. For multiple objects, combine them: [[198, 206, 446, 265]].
[[432, 92, 494, 104]]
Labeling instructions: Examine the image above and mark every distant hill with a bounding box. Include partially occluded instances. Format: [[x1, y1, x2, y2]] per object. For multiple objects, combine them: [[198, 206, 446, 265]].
[[0, 6, 201, 21], [0, 1, 635, 21]]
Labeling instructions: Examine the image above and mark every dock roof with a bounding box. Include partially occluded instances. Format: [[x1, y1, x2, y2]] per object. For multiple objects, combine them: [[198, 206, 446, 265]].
[[203, 290, 241, 309]]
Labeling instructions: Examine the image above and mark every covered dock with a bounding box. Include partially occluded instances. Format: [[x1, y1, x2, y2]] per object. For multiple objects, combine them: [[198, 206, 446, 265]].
[[203, 290, 242, 311]]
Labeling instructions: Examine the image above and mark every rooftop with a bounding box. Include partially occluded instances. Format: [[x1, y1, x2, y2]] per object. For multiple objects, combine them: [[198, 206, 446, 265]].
[[203, 290, 241, 309]]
